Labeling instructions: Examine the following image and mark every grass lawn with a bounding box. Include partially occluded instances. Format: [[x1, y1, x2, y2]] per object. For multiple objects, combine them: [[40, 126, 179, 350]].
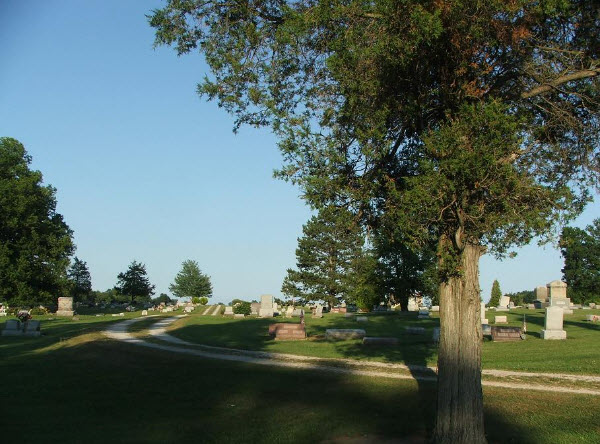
[[164, 308, 600, 374], [1, 315, 599, 443]]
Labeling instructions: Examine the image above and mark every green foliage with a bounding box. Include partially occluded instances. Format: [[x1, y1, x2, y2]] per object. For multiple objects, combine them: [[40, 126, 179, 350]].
[[169, 260, 212, 300], [115, 261, 155, 304], [560, 219, 600, 304], [281, 206, 365, 306], [489, 280, 502, 307], [67, 257, 92, 302], [30, 307, 48, 316], [153, 293, 172, 305], [233, 301, 251, 315], [192, 296, 209, 305], [0, 137, 74, 306], [504, 290, 536, 306]]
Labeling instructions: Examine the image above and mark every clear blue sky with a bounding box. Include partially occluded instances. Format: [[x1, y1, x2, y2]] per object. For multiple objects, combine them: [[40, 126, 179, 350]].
[[1, 1, 597, 304]]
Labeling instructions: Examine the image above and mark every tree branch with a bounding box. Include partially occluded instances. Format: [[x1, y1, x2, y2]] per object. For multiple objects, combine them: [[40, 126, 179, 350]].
[[521, 68, 600, 99]]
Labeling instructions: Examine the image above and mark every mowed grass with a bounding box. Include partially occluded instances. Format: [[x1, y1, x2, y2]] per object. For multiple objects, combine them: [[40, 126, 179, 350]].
[[166, 308, 600, 374], [1, 316, 600, 444]]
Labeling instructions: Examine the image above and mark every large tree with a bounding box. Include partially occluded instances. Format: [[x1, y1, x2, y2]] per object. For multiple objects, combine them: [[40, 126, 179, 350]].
[[489, 280, 502, 307], [281, 206, 365, 306], [115, 261, 155, 304], [560, 219, 600, 304], [67, 257, 92, 303], [150, 1, 599, 442], [0, 137, 74, 306], [169, 260, 212, 300]]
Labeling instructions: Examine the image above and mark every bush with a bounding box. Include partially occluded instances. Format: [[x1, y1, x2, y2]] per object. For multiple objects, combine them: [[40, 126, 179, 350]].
[[233, 301, 251, 315], [199, 297, 208, 305], [30, 307, 48, 315]]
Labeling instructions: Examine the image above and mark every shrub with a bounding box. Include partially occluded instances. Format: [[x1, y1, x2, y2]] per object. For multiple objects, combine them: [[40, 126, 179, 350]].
[[199, 297, 208, 305], [233, 301, 251, 315], [30, 307, 48, 315]]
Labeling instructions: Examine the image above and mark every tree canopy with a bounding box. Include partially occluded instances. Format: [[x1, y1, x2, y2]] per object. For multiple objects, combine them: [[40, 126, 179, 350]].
[[150, 1, 599, 441], [0, 137, 74, 306], [169, 260, 212, 300], [560, 219, 600, 304], [115, 261, 155, 304]]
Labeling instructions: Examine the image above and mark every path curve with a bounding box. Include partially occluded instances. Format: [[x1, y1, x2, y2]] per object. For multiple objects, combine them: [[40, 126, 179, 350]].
[[104, 317, 600, 396]]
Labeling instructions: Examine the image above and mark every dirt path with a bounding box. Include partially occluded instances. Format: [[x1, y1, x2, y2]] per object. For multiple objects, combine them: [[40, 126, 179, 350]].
[[104, 317, 600, 396]]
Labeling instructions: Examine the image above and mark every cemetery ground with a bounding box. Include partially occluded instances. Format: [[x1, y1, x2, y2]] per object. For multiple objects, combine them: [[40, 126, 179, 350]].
[[1, 309, 600, 443]]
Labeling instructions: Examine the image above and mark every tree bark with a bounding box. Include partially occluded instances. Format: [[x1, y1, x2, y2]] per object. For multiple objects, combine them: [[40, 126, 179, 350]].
[[433, 239, 487, 444]]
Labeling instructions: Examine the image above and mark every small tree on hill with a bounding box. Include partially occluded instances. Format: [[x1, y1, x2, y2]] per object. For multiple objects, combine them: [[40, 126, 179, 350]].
[[115, 261, 155, 304], [169, 260, 212, 301], [489, 280, 502, 307]]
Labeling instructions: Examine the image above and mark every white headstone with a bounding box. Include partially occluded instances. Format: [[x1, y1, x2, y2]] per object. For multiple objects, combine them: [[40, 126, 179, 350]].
[[547, 280, 567, 299], [313, 304, 323, 318], [141, 310, 148, 316], [494, 316, 507, 324], [224, 306, 234, 315], [498, 295, 510, 309], [541, 305, 567, 340], [535, 286, 548, 302], [260, 294, 274, 310]]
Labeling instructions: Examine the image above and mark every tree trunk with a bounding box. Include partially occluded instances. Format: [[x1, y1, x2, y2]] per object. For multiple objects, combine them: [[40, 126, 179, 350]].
[[433, 239, 486, 444]]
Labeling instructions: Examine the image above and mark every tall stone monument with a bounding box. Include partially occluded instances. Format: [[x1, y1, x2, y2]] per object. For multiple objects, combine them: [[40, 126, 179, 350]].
[[56, 297, 74, 317], [535, 286, 548, 302], [259, 294, 274, 317], [541, 305, 567, 340], [547, 280, 572, 314], [481, 302, 488, 325]]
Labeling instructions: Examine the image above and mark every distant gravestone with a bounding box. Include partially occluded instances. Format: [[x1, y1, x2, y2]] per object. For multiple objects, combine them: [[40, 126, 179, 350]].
[[356, 316, 368, 323], [325, 329, 366, 340], [292, 308, 303, 317], [494, 316, 508, 324], [498, 295, 510, 309], [363, 337, 398, 346], [481, 302, 488, 325], [24, 320, 41, 337], [250, 302, 260, 315], [491, 326, 523, 342], [224, 306, 234, 316], [56, 297, 74, 317], [2, 319, 22, 336], [313, 304, 323, 318], [285, 306, 294, 318], [417, 308, 430, 319], [430, 306, 440, 312], [405, 326, 426, 335], [541, 306, 567, 340], [234, 313, 245, 319], [589, 303, 596, 309], [184, 306, 194, 313], [535, 286, 549, 302], [269, 323, 306, 340], [585, 315, 599, 322], [141, 310, 148, 316]]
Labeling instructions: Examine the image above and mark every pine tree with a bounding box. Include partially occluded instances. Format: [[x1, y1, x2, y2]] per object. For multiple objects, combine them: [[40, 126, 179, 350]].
[[67, 257, 92, 302], [115, 261, 155, 304], [169, 260, 212, 301], [489, 280, 502, 307]]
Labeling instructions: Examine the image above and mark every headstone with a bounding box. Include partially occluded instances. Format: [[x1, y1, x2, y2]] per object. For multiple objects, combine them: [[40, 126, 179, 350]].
[[508, 301, 515, 308], [344, 312, 354, 318], [259, 294, 274, 317], [313, 304, 323, 318], [481, 302, 488, 325], [325, 329, 366, 340], [224, 306, 234, 316], [589, 303, 596, 309], [24, 320, 41, 337], [526, 304, 535, 309], [432, 327, 440, 344], [269, 323, 306, 340], [56, 297, 74, 317], [234, 313, 245, 319], [498, 295, 510, 309], [491, 326, 523, 342], [547, 280, 573, 314], [184, 306, 194, 313], [250, 302, 260, 315], [2, 319, 22, 336], [417, 308, 430, 319], [292, 308, 303, 317], [535, 286, 549, 302], [285, 306, 294, 318], [356, 316, 368, 322], [404, 326, 426, 335], [494, 316, 508, 324], [430, 305, 440, 312], [482, 324, 492, 335], [141, 310, 148, 316], [585, 315, 599, 322], [362, 337, 398, 346], [407, 297, 419, 312], [541, 305, 567, 340]]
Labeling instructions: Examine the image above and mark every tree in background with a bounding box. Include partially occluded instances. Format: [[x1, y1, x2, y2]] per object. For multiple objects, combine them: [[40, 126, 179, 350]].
[[489, 280, 502, 307], [560, 219, 600, 304], [281, 206, 364, 306], [0, 137, 74, 306], [67, 257, 92, 303], [152, 293, 172, 305], [151, 2, 599, 441], [115, 261, 155, 304], [169, 260, 212, 301], [504, 290, 536, 306]]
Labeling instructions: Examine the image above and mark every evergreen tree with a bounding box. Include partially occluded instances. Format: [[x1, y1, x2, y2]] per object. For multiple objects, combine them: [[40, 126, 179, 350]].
[[282, 206, 364, 306], [560, 219, 600, 304], [151, 2, 599, 441], [0, 137, 74, 306], [169, 260, 212, 300], [489, 280, 502, 307], [67, 257, 92, 303], [115, 261, 155, 304]]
